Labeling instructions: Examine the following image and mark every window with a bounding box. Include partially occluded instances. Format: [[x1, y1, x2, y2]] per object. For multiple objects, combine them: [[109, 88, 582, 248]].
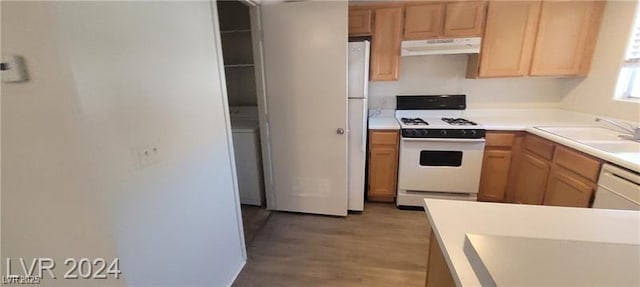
[[617, 2, 640, 100]]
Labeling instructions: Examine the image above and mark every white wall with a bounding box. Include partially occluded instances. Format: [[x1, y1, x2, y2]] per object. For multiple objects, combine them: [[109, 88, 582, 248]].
[[2, 1, 245, 286], [560, 1, 640, 122], [369, 55, 570, 110]]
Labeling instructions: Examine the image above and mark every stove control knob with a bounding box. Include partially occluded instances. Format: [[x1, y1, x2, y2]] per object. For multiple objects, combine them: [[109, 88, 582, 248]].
[[460, 130, 467, 136], [440, 130, 447, 136], [470, 130, 477, 137], [408, 129, 418, 137]]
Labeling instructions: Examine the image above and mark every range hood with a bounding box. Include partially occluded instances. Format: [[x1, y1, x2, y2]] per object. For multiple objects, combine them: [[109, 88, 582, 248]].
[[401, 37, 481, 57]]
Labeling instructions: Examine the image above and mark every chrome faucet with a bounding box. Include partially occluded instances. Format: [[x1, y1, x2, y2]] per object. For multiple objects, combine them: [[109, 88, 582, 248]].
[[595, 117, 640, 141]]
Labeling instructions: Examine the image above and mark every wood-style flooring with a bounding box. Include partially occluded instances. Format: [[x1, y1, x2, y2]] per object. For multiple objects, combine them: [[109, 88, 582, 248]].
[[233, 203, 431, 287], [241, 205, 272, 245]]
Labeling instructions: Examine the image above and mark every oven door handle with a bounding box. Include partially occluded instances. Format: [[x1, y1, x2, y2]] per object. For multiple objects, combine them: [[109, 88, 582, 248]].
[[401, 137, 486, 143]]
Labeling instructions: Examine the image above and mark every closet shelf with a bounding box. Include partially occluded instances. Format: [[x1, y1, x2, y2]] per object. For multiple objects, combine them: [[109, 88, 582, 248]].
[[224, 64, 254, 68], [221, 29, 251, 34]]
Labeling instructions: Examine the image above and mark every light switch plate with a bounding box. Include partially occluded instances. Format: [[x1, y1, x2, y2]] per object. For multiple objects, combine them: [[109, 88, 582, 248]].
[[1, 55, 29, 83]]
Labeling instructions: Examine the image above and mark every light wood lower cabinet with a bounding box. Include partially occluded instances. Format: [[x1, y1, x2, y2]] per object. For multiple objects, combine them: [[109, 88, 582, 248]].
[[425, 230, 456, 287], [508, 134, 602, 207], [368, 130, 399, 202], [513, 151, 551, 204], [544, 165, 596, 208], [478, 132, 518, 202], [478, 150, 513, 202]]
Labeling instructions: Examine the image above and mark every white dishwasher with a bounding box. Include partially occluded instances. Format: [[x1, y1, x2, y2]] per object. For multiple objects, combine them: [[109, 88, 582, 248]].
[[592, 164, 640, 210]]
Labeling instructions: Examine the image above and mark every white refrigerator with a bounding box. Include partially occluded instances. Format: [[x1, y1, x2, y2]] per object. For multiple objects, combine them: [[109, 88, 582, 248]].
[[348, 41, 370, 211]]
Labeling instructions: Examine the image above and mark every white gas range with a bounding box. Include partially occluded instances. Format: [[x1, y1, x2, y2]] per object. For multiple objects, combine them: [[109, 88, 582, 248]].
[[395, 95, 486, 207]]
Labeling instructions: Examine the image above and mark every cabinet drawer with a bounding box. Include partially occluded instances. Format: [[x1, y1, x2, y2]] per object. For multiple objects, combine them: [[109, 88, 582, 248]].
[[553, 146, 601, 182], [370, 130, 399, 145], [485, 132, 515, 147], [524, 135, 555, 160]]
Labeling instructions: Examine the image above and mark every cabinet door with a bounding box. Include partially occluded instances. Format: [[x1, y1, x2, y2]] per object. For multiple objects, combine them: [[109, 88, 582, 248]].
[[443, 1, 486, 37], [349, 8, 372, 36], [529, 1, 605, 76], [425, 231, 457, 287], [504, 133, 525, 203], [368, 131, 399, 202], [478, 150, 512, 202], [477, 1, 541, 77], [513, 152, 551, 205], [368, 146, 398, 202], [371, 7, 403, 81], [544, 165, 595, 208], [404, 4, 445, 40]]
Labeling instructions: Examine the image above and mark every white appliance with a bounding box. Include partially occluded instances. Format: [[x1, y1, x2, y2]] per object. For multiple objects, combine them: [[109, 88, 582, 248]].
[[592, 164, 640, 210], [230, 106, 265, 206], [401, 37, 481, 57], [395, 95, 486, 207], [347, 41, 370, 212]]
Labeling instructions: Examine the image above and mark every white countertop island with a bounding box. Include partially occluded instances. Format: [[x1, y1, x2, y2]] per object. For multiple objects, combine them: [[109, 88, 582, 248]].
[[423, 199, 640, 286]]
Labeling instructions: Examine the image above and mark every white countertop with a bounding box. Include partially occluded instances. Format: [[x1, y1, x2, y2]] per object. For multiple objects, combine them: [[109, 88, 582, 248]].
[[368, 108, 639, 172], [465, 234, 640, 286], [423, 199, 640, 287], [464, 108, 595, 131], [368, 109, 400, 130], [465, 109, 640, 172]]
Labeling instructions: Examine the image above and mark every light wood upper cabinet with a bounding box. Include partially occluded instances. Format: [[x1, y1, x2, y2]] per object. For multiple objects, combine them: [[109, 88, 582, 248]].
[[349, 8, 373, 36], [473, 1, 542, 78], [371, 7, 403, 81], [368, 130, 399, 202], [403, 3, 445, 40], [543, 165, 596, 208], [444, 1, 487, 37], [529, 1, 605, 76]]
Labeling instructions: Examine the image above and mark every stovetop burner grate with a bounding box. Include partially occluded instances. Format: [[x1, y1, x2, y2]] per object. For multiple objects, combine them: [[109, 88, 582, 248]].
[[441, 117, 478, 126], [400, 117, 429, 126]]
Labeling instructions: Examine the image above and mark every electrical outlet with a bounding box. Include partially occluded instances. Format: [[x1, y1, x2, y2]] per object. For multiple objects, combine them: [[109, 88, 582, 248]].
[[136, 146, 161, 167]]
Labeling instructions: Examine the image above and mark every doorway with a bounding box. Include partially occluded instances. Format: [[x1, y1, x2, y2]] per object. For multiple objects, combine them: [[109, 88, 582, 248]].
[[217, 0, 271, 245]]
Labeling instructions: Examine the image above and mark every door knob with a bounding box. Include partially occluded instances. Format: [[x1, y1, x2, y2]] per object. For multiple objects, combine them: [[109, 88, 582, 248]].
[[336, 128, 345, 135]]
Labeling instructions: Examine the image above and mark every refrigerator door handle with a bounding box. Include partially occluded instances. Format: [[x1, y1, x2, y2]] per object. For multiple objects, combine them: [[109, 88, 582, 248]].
[[361, 101, 367, 152]]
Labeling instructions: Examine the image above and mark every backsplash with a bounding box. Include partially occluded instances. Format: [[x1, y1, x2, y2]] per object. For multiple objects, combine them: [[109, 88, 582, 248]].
[[368, 55, 571, 110]]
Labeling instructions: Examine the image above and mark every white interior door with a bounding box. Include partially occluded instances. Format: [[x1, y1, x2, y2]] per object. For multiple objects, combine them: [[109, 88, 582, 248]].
[[261, 1, 348, 216]]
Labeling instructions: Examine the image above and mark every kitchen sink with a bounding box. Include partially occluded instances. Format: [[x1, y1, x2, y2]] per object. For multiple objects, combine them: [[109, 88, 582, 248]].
[[535, 126, 640, 155], [535, 126, 626, 141], [581, 140, 640, 153]]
